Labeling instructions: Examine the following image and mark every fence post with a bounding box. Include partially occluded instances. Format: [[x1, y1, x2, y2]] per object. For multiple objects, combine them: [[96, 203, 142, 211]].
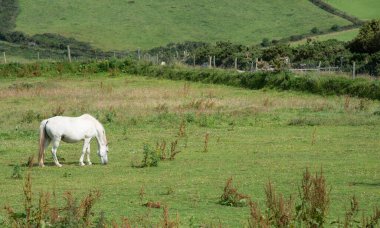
[[352, 62, 356, 79], [255, 58, 258, 71], [213, 56, 216, 68], [234, 57, 237, 70], [138, 48, 141, 61], [37, 52, 40, 61], [318, 61, 321, 73], [209, 56, 212, 68], [193, 54, 195, 67], [3, 52, 6, 63], [67, 45, 71, 62]]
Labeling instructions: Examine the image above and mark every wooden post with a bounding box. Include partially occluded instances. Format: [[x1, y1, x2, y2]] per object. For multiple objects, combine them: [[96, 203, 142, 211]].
[[250, 61, 254, 72], [318, 61, 321, 72], [352, 62, 356, 79], [113, 51, 116, 58], [234, 57, 237, 70], [193, 55, 195, 67], [156, 54, 159, 64], [67, 45, 71, 62], [3, 52, 6, 64], [255, 58, 258, 71], [138, 48, 141, 61], [213, 56, 216, 68], [37, 52, 40, 61], [209, 56, 212, 68]]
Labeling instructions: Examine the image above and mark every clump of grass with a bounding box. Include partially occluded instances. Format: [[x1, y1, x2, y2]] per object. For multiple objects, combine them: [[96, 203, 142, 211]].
[[219, 177, 250, 207], [156, 139, 181, 161], [178, 119, 186, 137], [155, 103, 169, 113], [169, 139, 180, 160], [26, 155, 34, 168], [105, 107, 117, 123], [343, 195, 360, 227], [160, 206, 179, 228], [344, 96, 351, 112], [288, 117, 321, 126], [52, 105, 65, 116], [21, 110, 42, 123], [203, 133, 209, 153], [265, 181, 293, 227], [3, 172, 101, 227], [139, 185, 145, 205], [248, 201, 270, 228], [143, 201, 161, 209], [311, 127, 317, 145], [11, 164, 22, 179]]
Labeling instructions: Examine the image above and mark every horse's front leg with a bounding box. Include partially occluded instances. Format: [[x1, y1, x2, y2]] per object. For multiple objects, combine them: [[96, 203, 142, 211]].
[[52, 138, 62, 167], [86, 141, 92, 165], [80, 138, 91, 166]]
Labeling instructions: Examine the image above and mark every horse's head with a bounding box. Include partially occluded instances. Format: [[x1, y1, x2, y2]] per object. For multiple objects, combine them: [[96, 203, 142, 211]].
[[98, 143, 109, 165]]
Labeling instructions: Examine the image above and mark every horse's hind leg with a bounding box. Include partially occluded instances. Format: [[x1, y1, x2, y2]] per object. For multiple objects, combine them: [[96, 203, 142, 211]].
[[80, 138, 91, 166], [51, 138, 62, 167]]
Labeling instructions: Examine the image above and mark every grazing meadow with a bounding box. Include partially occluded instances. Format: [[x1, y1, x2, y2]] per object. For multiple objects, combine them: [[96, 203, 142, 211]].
[[15, 0, 351, 50], [0, 72, 379, 226], [325, 0, 380, 20]]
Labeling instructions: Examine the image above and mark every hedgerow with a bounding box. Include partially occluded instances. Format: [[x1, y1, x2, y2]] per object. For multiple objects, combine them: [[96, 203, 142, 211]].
[[1, 60, 380, 100]]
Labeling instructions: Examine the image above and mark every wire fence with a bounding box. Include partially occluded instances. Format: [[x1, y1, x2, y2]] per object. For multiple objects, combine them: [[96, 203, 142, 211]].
[[0, 46, 374, 80]]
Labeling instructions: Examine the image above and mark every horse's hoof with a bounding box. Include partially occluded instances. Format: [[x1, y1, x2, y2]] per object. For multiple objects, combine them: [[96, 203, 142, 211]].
[[79, 162, 85, 166], [57, 164, 62, 167], [87, 162, 92, 166]]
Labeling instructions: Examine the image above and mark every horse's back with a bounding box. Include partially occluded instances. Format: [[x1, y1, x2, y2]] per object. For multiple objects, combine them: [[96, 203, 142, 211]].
[[44, 115, 98, 141]]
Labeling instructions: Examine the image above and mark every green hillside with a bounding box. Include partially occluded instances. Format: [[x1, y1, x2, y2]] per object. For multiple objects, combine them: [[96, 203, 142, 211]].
[[15, 0, 351, 50], [292, 28, 359, 45], [325, 0, 380, 20]]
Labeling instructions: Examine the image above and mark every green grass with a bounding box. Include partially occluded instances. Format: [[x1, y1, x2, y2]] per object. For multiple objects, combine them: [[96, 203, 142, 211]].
[[15, 0, 351, 50], [0, 73, 379, 226], [291, 28, 359, 45], [325, 0, 380, 20]]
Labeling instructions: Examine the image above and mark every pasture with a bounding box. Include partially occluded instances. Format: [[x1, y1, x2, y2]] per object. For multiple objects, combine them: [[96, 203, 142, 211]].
[[15, 0, 350, 50], [325, 0, 380, 20], [292, 28, 359, 45], [0, 73, 379, 226]]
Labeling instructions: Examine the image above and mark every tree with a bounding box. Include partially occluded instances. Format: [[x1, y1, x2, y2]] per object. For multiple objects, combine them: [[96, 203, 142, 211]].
[[349, 19, 380, 54]]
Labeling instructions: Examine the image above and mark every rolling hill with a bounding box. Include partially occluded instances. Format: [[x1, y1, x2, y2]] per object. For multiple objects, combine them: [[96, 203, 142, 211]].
[[15, 0, 351, 50], [325, 0, 380, 20]]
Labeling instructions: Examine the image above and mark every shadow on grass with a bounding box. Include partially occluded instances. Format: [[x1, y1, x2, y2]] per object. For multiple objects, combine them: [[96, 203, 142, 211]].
[[349, 182, 380, 187]]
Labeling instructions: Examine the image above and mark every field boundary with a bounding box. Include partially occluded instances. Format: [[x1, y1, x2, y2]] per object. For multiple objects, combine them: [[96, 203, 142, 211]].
[[0, 60, 379, 100]]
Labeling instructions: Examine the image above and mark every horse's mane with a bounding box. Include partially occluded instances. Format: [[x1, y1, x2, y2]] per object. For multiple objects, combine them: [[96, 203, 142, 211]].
[[82, 114, 107, 143]]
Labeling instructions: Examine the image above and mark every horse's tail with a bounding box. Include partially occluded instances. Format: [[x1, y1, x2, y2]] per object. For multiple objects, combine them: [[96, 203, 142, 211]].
[[38, 120, 49, 167]]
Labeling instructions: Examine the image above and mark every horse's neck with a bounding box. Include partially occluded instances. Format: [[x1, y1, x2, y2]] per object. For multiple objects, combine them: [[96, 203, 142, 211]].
[[94, 122, 106, 147]]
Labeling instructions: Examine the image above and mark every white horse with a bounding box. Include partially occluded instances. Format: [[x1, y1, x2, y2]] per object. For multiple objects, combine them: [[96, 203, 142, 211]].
[[38, 114, 109, 167]]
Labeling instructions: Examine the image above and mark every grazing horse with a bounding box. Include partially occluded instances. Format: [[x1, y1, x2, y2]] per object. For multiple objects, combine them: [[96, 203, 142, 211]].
[[38, 114, 109, 167]]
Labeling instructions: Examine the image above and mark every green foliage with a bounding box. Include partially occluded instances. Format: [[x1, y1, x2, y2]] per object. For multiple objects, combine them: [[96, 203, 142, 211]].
[[0, 0, 19, 33], [349, 19, 380, 54], [11, 164, 22, 179], [136, 144, 159, 168]]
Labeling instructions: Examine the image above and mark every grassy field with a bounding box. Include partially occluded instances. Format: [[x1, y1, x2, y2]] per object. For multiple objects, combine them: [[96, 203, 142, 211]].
[[15, 0, 351, 50], [292, 28, 359, 45], [0, 73, 380, 226], [325, 0, 380, 20]]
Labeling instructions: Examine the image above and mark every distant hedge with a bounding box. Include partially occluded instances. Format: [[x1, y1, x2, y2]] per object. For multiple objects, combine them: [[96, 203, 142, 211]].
[[1, 60, 379, 100]]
